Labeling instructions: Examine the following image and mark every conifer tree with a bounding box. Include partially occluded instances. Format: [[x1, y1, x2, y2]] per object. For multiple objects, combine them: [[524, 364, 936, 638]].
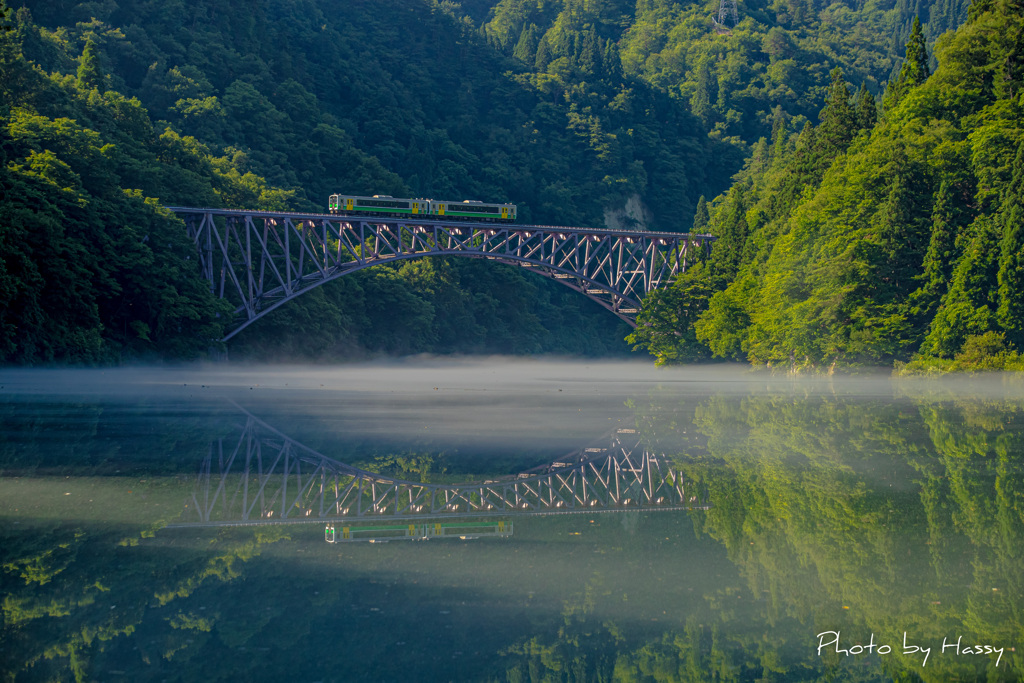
[[691, 56, 717, 128], [602, 41, 621, 82], [693, 195, 709, 232], [873, 152, 929, 304], [579, 29, 599, 75], [709, 183, 750, 282], [816, 68, 856, 157], [999, 17, 1024, 99], [996, 145, 1024, 348], [854, 83, 877, 130], [883, 17, 930, 111], [535, 33, 552, 71], [795, 120, 816, 150], [76, 37, 104, 91], [912, 181, 961, 320], [769, 107, 788, 163], [513, 24, 538, 63]]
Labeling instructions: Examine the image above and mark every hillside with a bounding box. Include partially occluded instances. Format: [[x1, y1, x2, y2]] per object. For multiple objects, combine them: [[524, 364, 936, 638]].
[[483, 0, 968, 149], [632, 6, 1024, 372], [0, 0, 980, 363]]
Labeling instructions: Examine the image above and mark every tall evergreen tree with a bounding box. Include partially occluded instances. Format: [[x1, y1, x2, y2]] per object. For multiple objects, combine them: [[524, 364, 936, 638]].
[[883, 17, 930, 111], [76, 37, 103, 91], [693, 195, 709, 232], [579, 29, 599, 75], [602, 41, 621, 82], [999, 14, 1024, 99], [690, 55, 717, 128], [769, 107, 788, 162], [513, 24, 539, 63], [535, 33, 553, 70], [854, 83, 878, 130], [920, 217, 1002, 358], [873, 148, 930, 304], [816, 68, 856, 157], [708, 183, 750, 282], [912, 180, 962, 321], [996, 144, 1024, 348]]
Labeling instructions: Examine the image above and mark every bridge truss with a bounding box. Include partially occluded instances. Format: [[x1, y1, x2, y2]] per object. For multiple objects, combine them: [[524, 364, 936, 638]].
[[169, 208, 714, 340], [171, 409, 709, 528]]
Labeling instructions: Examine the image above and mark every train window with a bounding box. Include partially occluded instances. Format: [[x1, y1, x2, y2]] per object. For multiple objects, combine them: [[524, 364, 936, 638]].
[[356, 199, 409, 209]]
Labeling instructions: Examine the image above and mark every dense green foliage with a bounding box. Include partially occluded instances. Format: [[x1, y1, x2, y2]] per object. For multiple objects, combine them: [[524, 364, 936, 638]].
[[483, 0, 963, 149], [633, 1, 1024, 371], [2, 0, 650, 362], [0, 0, 979, 363], [0, 28, 239, 362]]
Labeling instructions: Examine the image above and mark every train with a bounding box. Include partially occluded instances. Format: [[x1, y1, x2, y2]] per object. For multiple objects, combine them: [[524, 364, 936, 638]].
[[329, 194, 517, 222]]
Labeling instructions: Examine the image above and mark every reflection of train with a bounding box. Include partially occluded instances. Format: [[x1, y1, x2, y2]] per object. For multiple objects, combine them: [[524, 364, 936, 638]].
[[329, 194, 517, 222]]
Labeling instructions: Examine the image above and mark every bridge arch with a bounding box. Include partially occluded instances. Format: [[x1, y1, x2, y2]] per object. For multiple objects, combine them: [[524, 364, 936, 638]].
[[172, 406, 710, 528], [170, 208, 714, 342]]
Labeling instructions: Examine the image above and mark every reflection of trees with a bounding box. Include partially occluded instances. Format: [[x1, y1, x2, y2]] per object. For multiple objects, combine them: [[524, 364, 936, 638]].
[[499, 611, 841, 682], [501, 585, 620, 682], [0, 402, 290, 682], [911, 398, 1024, 662], [624, 387, 1024, 681], [1, 519, 290, 682], [3, 392, 1022, 681], [351, 452, 441, 483], [496, 388, 1022, 681]]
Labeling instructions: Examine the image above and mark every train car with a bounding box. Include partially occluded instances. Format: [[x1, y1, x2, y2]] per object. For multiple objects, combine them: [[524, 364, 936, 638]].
[[329, 194, 516, 222], [429, 199, 516, 222], [328, 194, 431, 218]]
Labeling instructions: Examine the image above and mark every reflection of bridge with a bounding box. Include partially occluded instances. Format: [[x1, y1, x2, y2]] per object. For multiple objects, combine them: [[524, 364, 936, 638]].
[[169, 208, 714, 340], [170, 410, 709, 528]]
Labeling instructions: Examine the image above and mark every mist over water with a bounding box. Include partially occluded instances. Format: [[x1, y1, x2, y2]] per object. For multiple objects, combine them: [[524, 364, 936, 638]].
[[4, 359, 1015, 453], [3, 360, 759, 456], [2, 360, 1022, 681]]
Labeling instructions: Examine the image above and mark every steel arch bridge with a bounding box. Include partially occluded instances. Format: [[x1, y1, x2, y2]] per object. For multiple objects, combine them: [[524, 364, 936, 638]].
[[170, 408, 709, 529], [169, 208, 714, 341]]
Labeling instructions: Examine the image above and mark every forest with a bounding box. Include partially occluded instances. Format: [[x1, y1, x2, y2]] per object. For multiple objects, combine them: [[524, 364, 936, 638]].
[[0, 0, 1019, 370], [627, 2, 1024, 372]]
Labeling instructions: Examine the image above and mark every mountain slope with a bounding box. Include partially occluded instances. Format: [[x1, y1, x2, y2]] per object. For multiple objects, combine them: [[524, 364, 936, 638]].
[[632, 4, 1024, 370]]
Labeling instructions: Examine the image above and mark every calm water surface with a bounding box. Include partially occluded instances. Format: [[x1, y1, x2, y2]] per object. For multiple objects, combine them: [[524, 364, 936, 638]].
[[1, 361, 1021, 682]]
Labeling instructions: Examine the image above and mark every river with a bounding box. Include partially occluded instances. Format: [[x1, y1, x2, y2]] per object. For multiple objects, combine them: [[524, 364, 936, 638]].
[[0, 361, 1020, 681]]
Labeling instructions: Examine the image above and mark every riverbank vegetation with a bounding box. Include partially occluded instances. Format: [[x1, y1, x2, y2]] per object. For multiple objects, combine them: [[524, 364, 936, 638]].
[[632, 5, 1024, 373], [2, 0, 1017, 370]]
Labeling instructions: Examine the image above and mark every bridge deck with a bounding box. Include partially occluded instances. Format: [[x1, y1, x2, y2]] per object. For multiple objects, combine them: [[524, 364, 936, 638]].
[[166, 207, 706, 242], [169, 206, 715, 340]]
